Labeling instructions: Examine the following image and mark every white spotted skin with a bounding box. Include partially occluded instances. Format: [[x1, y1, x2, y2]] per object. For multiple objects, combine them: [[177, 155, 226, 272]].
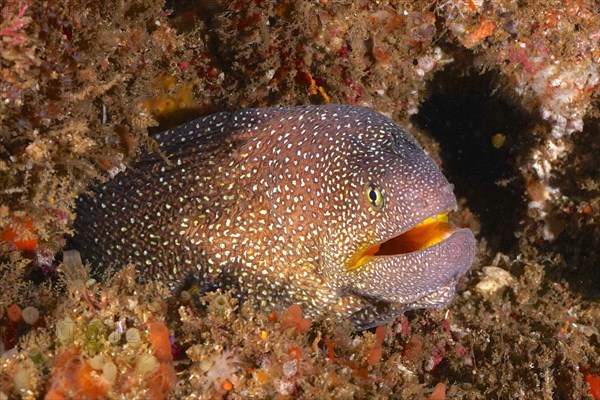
[[72, 105, 476, 329]]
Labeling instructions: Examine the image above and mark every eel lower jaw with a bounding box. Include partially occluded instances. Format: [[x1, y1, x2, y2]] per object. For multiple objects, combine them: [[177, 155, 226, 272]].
[[406, 278, 459, 308]]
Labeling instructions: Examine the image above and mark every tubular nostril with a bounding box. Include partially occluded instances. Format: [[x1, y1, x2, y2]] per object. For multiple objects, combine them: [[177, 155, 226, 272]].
[[441, 183, 455, 194], [414, 194, 428, 209]]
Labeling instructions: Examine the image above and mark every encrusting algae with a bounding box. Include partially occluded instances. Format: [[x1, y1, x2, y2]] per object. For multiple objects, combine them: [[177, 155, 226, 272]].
[[0, 265, 454, 399]]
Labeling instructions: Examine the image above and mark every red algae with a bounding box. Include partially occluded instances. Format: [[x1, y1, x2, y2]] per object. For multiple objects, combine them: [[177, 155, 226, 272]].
[[146, 322, 176, 399], [146, 363, 177, 400], [586, 372, 600, 400], [281, 304, 312, 332], [6, 304, 21, 322], [45, 347, 109, 400], [149, 322, 173, 363], [1, 217, 38, 252], [367, 326, 386, 366], [429, 382, 446, 400]]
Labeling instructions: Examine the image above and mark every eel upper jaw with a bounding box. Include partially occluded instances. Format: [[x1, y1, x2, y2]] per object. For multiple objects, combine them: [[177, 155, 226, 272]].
[[347, 204, 476, 305]]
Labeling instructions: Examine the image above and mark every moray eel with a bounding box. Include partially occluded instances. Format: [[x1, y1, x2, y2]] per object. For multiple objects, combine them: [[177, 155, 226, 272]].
[[71, 105, 476, 329]]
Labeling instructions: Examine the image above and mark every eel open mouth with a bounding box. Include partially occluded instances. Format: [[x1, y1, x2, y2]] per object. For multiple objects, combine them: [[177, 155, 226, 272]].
[[350, 212, 454, 271], [346, 209, 476, 305]]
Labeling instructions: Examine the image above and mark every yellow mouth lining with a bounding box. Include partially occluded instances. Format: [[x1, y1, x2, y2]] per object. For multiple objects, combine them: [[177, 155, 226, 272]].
[[348, 212, 452, 271]]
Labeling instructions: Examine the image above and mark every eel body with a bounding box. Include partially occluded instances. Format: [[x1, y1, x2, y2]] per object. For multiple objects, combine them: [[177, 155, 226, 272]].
[[71, 105, 476, 329]]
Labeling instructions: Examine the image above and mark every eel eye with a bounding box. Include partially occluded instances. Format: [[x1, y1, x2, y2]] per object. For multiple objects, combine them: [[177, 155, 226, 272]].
[[365, 184, 384, 208]]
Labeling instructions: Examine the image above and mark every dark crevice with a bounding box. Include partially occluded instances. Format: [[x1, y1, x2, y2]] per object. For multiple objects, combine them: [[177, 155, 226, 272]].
[[545, 117, 600, 300], [412, 63, 535, 255]]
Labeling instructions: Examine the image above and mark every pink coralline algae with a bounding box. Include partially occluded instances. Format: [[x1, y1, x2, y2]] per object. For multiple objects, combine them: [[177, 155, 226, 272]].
[[442, 0, 599, 138]]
